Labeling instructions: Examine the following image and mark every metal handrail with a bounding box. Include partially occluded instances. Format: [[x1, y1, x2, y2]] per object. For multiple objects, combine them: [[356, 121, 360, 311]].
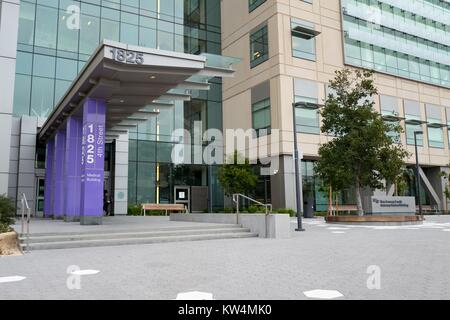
[[20, 193, 31, 252], [232, 194, 272, 237]]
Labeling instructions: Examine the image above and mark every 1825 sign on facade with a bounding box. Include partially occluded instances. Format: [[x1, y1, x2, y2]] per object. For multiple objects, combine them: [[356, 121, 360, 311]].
[[109, 48, 144, 65]]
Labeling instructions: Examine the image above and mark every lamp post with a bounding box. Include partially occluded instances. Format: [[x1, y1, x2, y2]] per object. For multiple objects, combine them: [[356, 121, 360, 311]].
[[292, 102, 305, 232], [414, 130, 423, 216]]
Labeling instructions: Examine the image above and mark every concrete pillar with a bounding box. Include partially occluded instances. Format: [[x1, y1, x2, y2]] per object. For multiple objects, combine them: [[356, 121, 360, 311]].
[[53, 129, 66, 219], [43, 138, 55, 218], [270, 155, 298, 210], [0, 0, 20, 196], [80, 98, 106, 225], [113, 133, 129, 215], [64, 117, 82, 222]]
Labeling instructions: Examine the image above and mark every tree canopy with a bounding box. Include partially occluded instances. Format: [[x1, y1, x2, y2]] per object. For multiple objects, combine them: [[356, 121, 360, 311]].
[[218, 151, 258, 197], [314, 69, 409, 215]]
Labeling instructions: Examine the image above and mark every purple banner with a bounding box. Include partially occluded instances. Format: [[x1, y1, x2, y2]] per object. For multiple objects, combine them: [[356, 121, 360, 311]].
[[64, 116, 82, 221], [80, 98, 106, 224]]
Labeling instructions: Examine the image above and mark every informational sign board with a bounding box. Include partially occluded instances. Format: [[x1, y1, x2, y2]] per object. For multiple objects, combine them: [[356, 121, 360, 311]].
[[366, 196, 416, 215]]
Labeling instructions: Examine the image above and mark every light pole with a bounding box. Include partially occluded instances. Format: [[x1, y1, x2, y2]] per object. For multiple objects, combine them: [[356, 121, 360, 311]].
[[414, 130, 423, 216], [292, 102, 305, 232]]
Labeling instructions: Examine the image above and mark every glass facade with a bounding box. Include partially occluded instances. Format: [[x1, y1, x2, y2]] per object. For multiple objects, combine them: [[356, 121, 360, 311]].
[[342, 0, 450, 88], [13, 0, 224, 209]]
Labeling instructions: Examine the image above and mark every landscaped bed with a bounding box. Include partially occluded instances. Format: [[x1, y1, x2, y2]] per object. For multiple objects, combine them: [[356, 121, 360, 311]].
[[0, 231, 22, 256], [325, 215, 424, 225]]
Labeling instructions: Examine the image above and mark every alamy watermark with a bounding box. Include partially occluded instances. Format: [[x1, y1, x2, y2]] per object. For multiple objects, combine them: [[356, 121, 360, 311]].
[[170, 122, 281, 176], [366, 265, 381, 290]]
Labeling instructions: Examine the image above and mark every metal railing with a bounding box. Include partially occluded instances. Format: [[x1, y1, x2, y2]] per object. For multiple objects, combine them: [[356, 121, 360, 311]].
[[232, 194, 272, 237], [20, 193, 31, 252]]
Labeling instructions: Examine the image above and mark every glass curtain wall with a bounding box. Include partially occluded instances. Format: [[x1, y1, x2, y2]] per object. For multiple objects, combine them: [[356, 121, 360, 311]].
[[342, 0, 450, 88], [13, 0, 224, 210]]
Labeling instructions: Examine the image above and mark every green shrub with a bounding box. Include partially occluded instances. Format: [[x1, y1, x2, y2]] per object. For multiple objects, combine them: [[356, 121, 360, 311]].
[[247, 205, 267, 213], [127, 205, 142, 216], [0, 195, 15, 234], [223, 207, 235, 214], [275, 208, 296, 216]]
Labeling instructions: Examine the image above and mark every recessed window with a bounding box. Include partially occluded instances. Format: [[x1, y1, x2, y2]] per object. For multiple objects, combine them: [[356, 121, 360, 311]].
[[426, 104, 444, 149], [250, 25, 269, 68], [380, 95, 401, 143], [251, 81, 271, 137], [248, 0, 267, 13], [294, 78, 319, 134], [291, 19, 319, 61], [404, 100, 424, 146], [252, 99, 271, 137]]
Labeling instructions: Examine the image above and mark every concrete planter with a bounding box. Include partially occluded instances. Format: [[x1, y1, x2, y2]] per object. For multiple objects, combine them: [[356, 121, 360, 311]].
[[170, 213, 291, 239]]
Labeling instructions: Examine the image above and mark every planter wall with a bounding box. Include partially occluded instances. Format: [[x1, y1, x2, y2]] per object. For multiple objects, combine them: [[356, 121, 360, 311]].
[[170, 213, 291, 238]]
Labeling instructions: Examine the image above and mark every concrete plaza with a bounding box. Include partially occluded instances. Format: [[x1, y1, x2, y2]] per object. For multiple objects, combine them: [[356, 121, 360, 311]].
[[1, 216, 450, 300]]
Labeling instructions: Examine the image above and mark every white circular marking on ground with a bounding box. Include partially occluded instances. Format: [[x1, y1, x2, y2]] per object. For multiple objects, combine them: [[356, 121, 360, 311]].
[[0, 276, 26, 284], [303, 289, 344, 299], [332, 231, 346, 234], [175, 291, 214, 300], [328, 227, 350, 230], [70, 270, 100, 276]]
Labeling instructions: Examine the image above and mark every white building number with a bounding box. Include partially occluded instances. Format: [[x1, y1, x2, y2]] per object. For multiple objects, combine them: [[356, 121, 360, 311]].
[[86, 124, 95, 165]]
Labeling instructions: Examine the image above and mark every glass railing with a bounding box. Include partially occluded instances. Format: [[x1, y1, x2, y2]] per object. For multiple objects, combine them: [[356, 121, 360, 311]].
[[200, 53, 241, 70]]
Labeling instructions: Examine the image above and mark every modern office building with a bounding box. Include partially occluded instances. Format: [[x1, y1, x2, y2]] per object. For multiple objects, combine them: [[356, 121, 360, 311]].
[[222, 0, 450, 212], [1, 0, 450, 219]]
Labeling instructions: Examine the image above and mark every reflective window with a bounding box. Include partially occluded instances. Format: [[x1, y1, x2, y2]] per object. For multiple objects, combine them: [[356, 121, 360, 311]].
[[291, 19, 318, 61], [342, 0, 450, 88], [249, 0, 267, 12], [404, 100, 423, 146], [252, 98, 271, 137], [250, 25, 269, 68], [426, 104, 444, 148]]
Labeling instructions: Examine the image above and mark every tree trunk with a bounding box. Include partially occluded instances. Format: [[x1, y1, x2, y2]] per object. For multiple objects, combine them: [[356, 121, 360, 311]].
[[355, 180, 364, 216]]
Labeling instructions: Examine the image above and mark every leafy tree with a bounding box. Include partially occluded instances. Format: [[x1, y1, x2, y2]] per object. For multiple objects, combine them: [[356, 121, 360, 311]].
[[218, 151, 258, 197], [439, 165, 450, 214], [315, 69, 409, 216], [0, 195, 15, 234]]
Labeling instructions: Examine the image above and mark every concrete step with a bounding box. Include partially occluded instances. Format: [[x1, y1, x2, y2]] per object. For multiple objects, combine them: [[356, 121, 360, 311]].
[[20, 227, 251, 243], [22, 223, 242, 237], [20, 231, 258, 250]]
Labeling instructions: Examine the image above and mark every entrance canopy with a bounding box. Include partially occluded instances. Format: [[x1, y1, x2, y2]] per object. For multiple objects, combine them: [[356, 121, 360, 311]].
[[39, 40, 237, 225], [38, 40, 236, 143]]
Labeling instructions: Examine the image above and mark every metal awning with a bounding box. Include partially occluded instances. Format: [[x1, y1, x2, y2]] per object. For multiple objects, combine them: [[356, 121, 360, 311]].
[[38, 40, 237, 143]]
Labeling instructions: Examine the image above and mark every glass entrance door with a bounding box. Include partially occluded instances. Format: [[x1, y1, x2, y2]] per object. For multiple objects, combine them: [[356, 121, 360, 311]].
[[36, 178, 45, 217]]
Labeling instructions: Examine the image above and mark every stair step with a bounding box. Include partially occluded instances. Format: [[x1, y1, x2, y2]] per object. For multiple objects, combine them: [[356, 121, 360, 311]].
[[19, 227, 251, 243], [22, 224, 242, 237], [20, 232, 259, 250]]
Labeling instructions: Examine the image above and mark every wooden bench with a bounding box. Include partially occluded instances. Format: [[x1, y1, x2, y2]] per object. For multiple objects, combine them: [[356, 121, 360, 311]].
[[141, 204, 188, 216], [329, 205, 358, 215], [419, 205, 439, 214]]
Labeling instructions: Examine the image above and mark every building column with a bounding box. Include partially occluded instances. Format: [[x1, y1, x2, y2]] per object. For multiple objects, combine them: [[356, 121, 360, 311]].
[[113, 133, 129, 215], [80, 98, 106, 225], [53, 129, 66, 219], [270, 155, 298, 210], [64, 117, 82, 222], [43, 138, 55, 218]]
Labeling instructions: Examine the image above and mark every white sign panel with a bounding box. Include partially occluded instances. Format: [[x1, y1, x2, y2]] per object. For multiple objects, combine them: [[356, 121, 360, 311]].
[[369, 196, 416, 215]]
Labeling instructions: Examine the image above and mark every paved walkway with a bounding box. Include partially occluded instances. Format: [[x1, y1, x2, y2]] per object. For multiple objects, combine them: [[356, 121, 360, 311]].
[[1, 216, 450, 300]]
